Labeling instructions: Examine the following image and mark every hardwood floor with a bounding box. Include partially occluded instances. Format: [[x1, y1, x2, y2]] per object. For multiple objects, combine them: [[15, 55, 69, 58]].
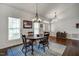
[[49, 36, 79, 56], [63, 40, 79, 56]]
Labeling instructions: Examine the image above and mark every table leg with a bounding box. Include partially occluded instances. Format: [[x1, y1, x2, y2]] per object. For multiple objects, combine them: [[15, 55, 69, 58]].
[[31, 40, 34, 55]]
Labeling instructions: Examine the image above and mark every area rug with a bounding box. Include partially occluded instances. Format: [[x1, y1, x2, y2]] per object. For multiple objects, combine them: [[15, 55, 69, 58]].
[[7, 41, 66, 56], [48, 41, 66, 56], [32, 41, 66, 56]]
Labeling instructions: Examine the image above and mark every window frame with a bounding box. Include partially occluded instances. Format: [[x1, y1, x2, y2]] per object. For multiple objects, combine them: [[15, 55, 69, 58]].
[[8, 17, 21, 40]]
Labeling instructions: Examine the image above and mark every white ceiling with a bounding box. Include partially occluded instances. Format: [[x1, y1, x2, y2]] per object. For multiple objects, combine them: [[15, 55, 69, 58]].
[[4, 3, 79, 22], [6, 3, 57, 15]]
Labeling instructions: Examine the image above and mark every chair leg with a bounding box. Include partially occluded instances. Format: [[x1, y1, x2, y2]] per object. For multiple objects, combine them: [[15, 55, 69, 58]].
[[25, 47, 28, 56], [25, 50, 27, 56], [38, 44, 40, 49], [22, 46, 25, 52], [22, 46, 28, 56], [47, 44, 49, 49], [43, 45, 45, 52]]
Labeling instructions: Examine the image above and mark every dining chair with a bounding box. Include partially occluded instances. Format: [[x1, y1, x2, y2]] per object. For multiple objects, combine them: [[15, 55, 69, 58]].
[[38, 33, 49, 52], [21, 34, 32, 55], [28, 32, 33, 36]]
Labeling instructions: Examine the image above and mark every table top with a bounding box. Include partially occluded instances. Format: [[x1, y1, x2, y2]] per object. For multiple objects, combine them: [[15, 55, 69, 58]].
[[26, 35, 44, 40]]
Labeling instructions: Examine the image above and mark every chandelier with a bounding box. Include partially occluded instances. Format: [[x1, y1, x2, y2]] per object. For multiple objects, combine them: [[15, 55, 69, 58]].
[[33, 4, 42, 22]]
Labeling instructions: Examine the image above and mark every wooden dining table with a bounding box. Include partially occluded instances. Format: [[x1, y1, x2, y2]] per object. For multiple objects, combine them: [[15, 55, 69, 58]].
[[26, 35, 44, 55]]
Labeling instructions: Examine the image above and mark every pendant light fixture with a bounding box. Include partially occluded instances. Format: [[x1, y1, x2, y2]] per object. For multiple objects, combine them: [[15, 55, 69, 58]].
[[33, 4, 41, 22]]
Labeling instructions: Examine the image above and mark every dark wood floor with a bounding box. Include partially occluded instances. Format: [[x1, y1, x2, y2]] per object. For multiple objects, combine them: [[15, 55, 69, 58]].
[[49, 36, 79, 56]]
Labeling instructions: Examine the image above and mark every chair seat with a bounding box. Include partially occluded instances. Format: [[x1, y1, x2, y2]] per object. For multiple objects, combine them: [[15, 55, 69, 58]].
[[39, 41, 48, 45], [23, 40, 32, 46]]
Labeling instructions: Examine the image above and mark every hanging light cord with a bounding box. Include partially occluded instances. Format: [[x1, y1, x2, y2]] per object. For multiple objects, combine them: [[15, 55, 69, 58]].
[[35, 3, 38, 20]]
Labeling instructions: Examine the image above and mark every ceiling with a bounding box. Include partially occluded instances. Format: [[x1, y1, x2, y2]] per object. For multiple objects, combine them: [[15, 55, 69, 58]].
[[4, 3, 79, 22]]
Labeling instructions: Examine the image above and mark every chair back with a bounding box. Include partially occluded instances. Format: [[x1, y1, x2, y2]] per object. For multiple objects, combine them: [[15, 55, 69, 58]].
[[22, 35, 27, 45], [44, 33, 49, 42], [44, 32, 49, 37], [28, 32, 33, 36]]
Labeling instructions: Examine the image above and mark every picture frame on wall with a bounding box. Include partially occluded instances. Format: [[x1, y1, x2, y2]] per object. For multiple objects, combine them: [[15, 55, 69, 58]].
[[23, 20, 32, 29], [76, 23, 79, 28]]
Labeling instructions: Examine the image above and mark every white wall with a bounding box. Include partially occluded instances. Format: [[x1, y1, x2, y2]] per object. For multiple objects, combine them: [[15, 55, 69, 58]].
[[50, 4, 79, 40], [43, 23, 50, 32], [0, 4, 33, 49]]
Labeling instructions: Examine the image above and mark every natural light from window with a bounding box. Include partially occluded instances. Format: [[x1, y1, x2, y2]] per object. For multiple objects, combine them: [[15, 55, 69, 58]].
[[8, 17, 20, 40], [34, 22, 40, 36]]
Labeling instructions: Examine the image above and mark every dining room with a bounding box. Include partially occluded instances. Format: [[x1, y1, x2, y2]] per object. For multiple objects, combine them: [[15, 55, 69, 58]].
[[0, 3, 79, 56]]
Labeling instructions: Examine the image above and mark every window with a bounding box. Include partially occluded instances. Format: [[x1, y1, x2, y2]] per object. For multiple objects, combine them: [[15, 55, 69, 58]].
[[8, 17, 20, 40], [34, 22, 40, 35]]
